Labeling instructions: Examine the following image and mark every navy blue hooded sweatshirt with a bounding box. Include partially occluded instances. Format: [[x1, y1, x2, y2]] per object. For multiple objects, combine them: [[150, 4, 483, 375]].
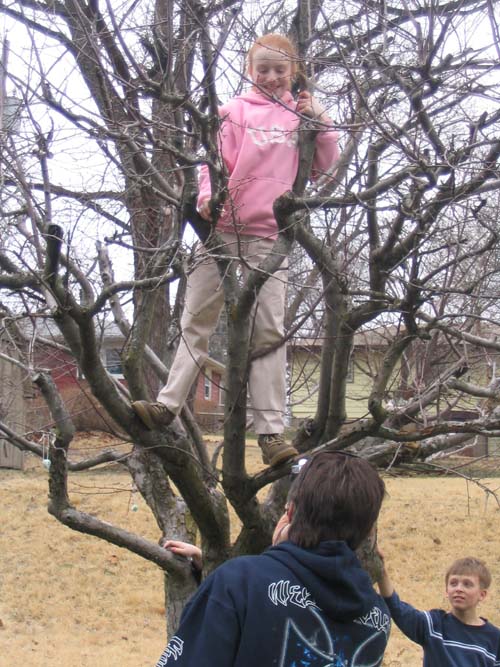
[[155, 540, 390, 667]]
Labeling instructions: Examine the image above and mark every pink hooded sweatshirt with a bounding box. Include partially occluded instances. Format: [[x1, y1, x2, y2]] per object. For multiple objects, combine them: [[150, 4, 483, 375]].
[[197, 90, 339, 239]]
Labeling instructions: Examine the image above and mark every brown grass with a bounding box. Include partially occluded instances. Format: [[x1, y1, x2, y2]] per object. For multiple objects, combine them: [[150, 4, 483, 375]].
[[2, 434, 500, 666]]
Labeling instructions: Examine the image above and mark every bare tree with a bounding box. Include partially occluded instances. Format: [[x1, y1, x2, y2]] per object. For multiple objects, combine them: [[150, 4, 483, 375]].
[[2, 0, 500, 633]]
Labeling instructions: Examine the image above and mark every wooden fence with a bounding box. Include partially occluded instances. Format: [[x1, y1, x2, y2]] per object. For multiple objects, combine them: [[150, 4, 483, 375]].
[[0, 352, 25, 469]]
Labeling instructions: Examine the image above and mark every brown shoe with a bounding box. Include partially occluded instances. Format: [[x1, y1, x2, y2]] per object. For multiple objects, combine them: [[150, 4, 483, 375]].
[[258, 434, 298, 468], [132, 401, 175, 430]]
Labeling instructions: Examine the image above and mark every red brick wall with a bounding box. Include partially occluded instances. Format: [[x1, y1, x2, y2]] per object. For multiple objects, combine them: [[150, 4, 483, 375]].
[[193, 370, 223, 415], [34, 345, 80, 389], [32, 344, 224, 431]]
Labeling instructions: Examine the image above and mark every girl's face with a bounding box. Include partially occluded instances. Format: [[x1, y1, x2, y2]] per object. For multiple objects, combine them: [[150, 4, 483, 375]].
[[248, 46, 294, 99]]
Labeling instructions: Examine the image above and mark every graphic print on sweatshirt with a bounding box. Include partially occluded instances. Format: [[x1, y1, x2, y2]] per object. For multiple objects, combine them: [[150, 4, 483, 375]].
[[246, 124, 298, 148], [157, 636, 183, 666], [269, 580, 390, 667], [268, 579, 318, 610]]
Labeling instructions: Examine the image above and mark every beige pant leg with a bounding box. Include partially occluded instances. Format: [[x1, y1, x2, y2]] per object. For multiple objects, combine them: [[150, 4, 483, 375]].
[[244, 238, 288, 435], [158, 234, 288, 432], [157, 240, 228, 413]]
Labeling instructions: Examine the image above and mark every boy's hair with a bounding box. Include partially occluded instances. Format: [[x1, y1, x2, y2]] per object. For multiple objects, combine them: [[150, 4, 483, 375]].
[[445, 557, 492, 589], [247, 33, 299, 77], [287, 452, 385, 550]]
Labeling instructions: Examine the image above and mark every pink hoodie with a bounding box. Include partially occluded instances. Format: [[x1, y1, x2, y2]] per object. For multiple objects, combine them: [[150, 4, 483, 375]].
[[197, 90, 339, 239]]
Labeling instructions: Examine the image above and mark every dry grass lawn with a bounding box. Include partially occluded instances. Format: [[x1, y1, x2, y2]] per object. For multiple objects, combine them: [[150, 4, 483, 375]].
[[2, 433, 500, 666]]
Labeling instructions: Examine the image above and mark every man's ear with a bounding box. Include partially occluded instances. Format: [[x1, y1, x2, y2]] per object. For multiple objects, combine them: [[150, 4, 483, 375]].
[[480, 589, 488, 603], [286, 501, 295, 522]]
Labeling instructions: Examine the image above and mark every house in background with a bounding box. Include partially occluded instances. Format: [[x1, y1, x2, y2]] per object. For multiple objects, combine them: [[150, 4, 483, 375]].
[[27, 322, 226, 433], [192, 356, 225, 431], [288, 327, 500, 457], [22, 316, 500, 454], [289, 329, 392, 424]]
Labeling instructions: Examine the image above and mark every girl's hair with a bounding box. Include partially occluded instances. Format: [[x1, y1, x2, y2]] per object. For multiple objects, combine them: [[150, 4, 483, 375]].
[[247, 33, 299, 77]]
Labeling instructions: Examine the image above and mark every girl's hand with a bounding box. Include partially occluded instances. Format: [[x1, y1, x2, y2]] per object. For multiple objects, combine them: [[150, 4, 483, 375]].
[[164, 540, 203, 571], [296, 91, 330, 122], [198, 200, 212, 221]]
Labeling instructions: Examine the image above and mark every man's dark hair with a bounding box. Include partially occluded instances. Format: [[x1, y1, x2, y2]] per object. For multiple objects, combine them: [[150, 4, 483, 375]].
[[287, 452, 385, 550]]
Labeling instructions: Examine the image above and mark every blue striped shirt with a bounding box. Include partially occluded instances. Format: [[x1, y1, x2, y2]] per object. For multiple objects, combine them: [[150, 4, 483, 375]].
[[385, 591, 500, 667]]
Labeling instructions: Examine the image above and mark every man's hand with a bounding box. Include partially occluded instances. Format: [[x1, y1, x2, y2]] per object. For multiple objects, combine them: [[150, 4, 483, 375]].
[[272, 511, 291, 545]]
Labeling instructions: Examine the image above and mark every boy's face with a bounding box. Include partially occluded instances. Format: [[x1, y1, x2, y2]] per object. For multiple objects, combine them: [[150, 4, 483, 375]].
[[446, 573, 487, 614], [249, 46, 293, 99]]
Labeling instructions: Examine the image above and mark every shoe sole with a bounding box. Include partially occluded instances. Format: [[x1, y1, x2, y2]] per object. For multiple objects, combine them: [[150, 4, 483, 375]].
[[131, 401, 156, 430], [268, 447, 298, 468]]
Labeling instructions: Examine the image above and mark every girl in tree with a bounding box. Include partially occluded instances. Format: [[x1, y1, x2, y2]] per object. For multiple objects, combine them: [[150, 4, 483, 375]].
[[133, 34, 339, 467]]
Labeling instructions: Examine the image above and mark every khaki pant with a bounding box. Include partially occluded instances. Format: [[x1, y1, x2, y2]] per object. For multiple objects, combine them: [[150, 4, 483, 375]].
[[157, 233, 288, 434]]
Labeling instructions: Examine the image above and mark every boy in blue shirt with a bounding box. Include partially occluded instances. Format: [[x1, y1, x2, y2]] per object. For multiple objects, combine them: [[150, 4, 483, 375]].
[[377, 551, 500, 666]]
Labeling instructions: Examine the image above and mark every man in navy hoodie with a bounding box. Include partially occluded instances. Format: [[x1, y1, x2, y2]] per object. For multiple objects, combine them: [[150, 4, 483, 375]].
[[156, 452, 390, 667]]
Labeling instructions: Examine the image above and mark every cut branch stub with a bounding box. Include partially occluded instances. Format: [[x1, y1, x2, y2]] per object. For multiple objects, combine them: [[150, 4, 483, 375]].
[[44, 224, 64, 285]]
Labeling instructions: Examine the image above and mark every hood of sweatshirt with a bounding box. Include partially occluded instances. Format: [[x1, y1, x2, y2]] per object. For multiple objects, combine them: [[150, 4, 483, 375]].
[[227, 89, 295, 107], [262, 540, 379, 622]]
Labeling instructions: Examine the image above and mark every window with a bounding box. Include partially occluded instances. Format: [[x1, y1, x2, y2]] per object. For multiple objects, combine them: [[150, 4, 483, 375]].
[[346, 357, 354, 383], [105, 348, 124, 379], [219, 380, 225, 406], [204, 374, 212, 400]]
